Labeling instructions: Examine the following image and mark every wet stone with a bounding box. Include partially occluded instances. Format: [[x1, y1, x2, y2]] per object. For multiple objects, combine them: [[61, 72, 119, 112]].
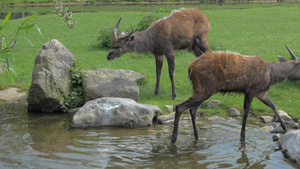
[[293, 123, 300, 129], [272, 134, 280, 141], [164, 105, 174, 113], [157, 112, 175, 124], [276, 110, 294, 125], [261, 116, 274, 123]]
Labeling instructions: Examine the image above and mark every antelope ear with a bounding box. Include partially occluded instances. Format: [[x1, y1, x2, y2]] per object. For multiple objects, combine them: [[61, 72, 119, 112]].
[[129, 34, 134, 42], [279, 56, 288, 62], [120, 31, 126, 36], [124, 30, 135, 42]]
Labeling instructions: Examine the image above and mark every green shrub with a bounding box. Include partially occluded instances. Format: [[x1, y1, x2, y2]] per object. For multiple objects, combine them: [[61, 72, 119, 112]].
[[60, 60, 85, 112], [154, 7, 170, 13], [135, 13, 162, 31], [97, 13, 162, 48], [97, 28, 113, 48]]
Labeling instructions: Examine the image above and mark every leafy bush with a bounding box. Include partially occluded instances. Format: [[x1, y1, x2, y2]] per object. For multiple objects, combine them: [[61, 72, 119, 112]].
[[135, 13, 162, 31], [154, 7, 170, 13], [97, 13, 162, 48], [97, 28, 113, 48]]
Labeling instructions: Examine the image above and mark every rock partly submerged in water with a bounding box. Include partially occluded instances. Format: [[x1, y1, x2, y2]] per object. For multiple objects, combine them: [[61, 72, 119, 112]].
[[72, 97, 161, 128], [278, 130, 300, 164]]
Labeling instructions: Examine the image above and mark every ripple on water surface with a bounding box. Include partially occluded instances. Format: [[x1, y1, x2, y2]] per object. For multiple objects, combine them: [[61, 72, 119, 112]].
[[0, 103, 299, 168]]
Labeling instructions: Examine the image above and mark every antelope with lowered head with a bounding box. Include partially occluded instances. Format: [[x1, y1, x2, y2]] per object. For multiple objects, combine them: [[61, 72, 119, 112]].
[[278, 45, 300, 80], [171, 50, 300, 144], [106, 8, 210, 99]]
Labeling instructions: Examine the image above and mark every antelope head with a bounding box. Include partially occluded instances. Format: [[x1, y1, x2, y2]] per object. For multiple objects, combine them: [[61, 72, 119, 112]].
[[279, 45, 300, 80], [107, 16, 135, 61]]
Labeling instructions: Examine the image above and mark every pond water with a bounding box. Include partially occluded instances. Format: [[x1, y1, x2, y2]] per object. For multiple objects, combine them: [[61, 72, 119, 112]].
[[0, 102, 299, 169]]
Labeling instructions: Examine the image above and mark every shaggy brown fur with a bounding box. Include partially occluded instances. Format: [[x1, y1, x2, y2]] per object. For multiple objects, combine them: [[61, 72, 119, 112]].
[[107, 8, 210, 99], [171, 51, 300, 144]]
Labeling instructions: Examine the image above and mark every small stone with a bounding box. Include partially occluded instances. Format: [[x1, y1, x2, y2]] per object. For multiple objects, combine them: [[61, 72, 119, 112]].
[[275, 110, 294, 124], [229, 108, 241, 117], [207, 100, 221, 109], [270, 125, 284, 134], [261, 116, 274, 123], [272, 134, 280, 141], [157, 112, 175, 124], [164, 105, 174, 113], [261, 122, 280, 132], [293, 123, 300, 129]]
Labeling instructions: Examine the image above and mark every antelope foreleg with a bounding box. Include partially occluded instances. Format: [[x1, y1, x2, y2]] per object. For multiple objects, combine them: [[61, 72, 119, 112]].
[[256, 92, 287, 131], [154, 54, 163, 96]]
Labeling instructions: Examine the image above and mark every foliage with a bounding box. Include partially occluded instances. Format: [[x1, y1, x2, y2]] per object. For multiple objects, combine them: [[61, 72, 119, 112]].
[[53, 0, 80, 28], [135, 13, 162, 31], [97, 13, 162, 48], [60, 60, 85, 112], [0, 0, 78, 81], [154, 7, 170, 13], [0, 12, 41, 80], [97, 28, 114, 48]]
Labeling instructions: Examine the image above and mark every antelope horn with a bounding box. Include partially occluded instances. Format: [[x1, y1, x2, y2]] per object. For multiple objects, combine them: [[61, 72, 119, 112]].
[[285, 45, 298, 61], [113, 16, 122, 39]]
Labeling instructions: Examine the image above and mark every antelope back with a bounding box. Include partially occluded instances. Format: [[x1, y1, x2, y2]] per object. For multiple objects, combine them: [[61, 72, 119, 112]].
[[188, 52, 269, 94]]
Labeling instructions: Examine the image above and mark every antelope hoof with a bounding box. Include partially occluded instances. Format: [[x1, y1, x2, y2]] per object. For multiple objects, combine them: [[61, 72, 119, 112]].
[[154, 88, 159, 96], [240, 133, 245, 138], [172, 93, 177, 100], [171, 138, 177, 145]]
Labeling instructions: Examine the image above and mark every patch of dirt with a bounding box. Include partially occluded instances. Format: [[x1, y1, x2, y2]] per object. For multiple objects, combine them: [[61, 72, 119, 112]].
[[0, 87, 27, 103]]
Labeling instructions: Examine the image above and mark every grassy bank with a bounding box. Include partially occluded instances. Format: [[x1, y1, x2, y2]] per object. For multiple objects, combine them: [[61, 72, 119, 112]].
[[1, 4, 299, 119]]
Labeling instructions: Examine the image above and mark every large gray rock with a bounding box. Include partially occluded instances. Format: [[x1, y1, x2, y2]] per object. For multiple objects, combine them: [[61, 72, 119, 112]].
[[27, 39, 75, 113], [278, 130, 300, 164], [82, 68, 145, 102], [72, 97, 160, 128]]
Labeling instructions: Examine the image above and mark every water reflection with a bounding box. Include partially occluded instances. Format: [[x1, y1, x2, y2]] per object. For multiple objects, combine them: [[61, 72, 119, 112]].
[[0, 102, 299, 168], [27, 111, 75, 160]]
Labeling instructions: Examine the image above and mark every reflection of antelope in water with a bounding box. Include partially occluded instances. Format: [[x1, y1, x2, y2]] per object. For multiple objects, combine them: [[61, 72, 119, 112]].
[[171, 50, 300, 144], [106, 8, 210, 99]]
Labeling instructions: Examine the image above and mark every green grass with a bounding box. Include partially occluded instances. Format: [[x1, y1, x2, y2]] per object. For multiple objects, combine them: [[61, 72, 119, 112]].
[[1, 4, 300, 119]]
